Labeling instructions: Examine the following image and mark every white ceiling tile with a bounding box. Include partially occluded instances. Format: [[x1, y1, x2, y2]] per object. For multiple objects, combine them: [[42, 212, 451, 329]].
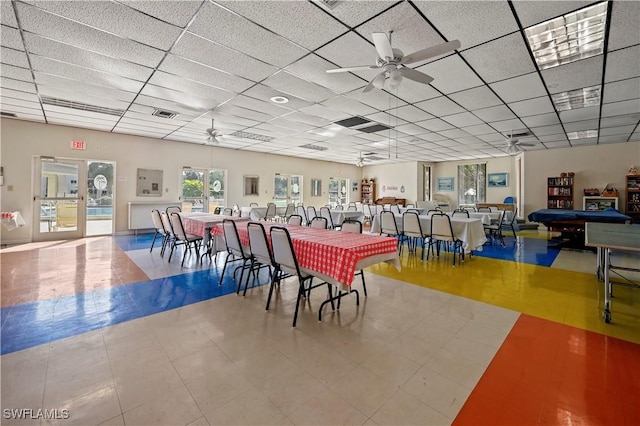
[[542, 56, 604, 94], [345, 88, 408, 112], [0, 25, 23, 50], [1, 47, 29, 68], [448, 85, 503, 111], [219, 0, 347, 51], [511, 1, 594, 27], [522, 113, 561, 127], [394, 123, 430, 136], [442, 112, 484, 127], [490, 72, 547, 103], [121, 0, 202, 27], [1, 77, 36, 93], [268, 118, 317, 133], [0, 64, 32, 82], [24, 33, 154, 81], [319, 0, 397, 27], [530, 125, 565, 137], [242, 85, 314, 111], [473, 105, 515, 122], [489, 118, 526, 132], [145, 73, 235, 105], [31, 56, 145, 93], [558, 106, 599, 123], [415, 0, 518, 49], [1, 1, 17, 27], [418, 55, 483, 94], [227, 95, 291, 117], [262, 71, 336, 103], [214, 103, 273, 123], [286, 54, 366, 95], [414, 97, 465, 117], [417, 132, 449, 142], [600, 113, 640, 128], [569, 137, 598, 145], [607, 0, 640, 51], [298, 104, 347, 122], [390, 81, 441, 104], [461, 123, 495, 136], [601, 99, 640, 117], [563, 119, 599, 132], [363, 112, 408, 127], [537, 135, 568, 143], [603, 78, 640, 104], [389, 105, 432, 122], [44, 110, 119, 126], [16, 2, 164, 67], [598, 135, 630, 144], [171, 33, 276, 83], [477, 133, 507, 142], [159, 54, 255, 94], [26, 0, 183, 50], [315, 31, 379, 82], [543, 141, 571, 148], [1, 88, 40, 103], [438, 128, 470, 139], [1, 97, 41, 112], [461, 33, 536, 83], [599, 125, 636, 136], [188, 1, 307, 68], [356, 2, 445, 65], [508, 96, 555, 117], [415, 118, 455, 132], [284, 111, 332, 127], [605, 45, 640, 83], [322, 96, 378, 116]]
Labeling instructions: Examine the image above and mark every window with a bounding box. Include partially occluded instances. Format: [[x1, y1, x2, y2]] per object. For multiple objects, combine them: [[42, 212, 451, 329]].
[[182, 168, 226, 212], [328, 178, 349, 207], [458, 163, 486, 207]]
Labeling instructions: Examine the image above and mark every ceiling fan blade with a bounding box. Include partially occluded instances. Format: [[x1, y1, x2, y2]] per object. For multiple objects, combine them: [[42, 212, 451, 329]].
[[326, 65, 379, 73], [517, 143, 535, 147], [398, 67, 434, 85], [363, 79, 377, 93], [372, 32, 394, 61], [400, 39, 461, 65]]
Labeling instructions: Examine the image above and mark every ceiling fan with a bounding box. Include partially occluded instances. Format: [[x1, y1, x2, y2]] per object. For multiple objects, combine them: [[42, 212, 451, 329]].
[[504, 132, 535, 154], [355, 152, 375, 167], [205, 118, 223, 144], [326, 32, 461, 92]]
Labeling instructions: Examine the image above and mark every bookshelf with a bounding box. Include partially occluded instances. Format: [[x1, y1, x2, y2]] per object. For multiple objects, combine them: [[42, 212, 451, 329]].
[[626, 175, 640, 223], [547, 176, 574, 209], [360, 182, 376, 205], [583, 196, 618, 211]]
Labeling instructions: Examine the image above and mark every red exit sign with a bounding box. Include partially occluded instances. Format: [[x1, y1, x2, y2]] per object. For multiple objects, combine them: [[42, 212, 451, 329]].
[[71, 140, 86, 150]]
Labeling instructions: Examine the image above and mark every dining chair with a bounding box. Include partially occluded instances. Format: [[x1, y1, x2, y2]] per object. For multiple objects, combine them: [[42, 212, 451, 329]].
[[287, 214, 303, 226], [310, 216, 328, 229], [222, 207, 233, 216], [168, 212, 203, 266], [403, 211, 430, 260], [502, 207, 519, 240], [306, 206, 318, 222], [363, 204, 373, 225], [380, 210, 407, 253], [218, 219, 253, 292], [245, 222, 276, 297], [477, 206, 491, 212], [334, 204, 344, 210], [295, 205, 308, 225], [249, 202, 259, 207], [264, 203, 277, 221], [282, 203, 295, 222], [390, 204, 401, 214], [484, 210, 506, 246], [340, 219, 368, 296], [347, 206, 357, 211], [268, 226, 332, 327], [166, 205, 181, 216], [319, 206, 335, 229], [150, 209, 167, 253], [160, 211, 175, 257], [429, 213, 464, 265], [452, 209, 470, 218]]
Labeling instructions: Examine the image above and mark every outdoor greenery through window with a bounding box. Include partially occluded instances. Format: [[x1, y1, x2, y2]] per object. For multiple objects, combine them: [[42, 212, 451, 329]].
[[181, 168, 226, 212], [458, 163, 486, 207], [328, 178, 349, 207]]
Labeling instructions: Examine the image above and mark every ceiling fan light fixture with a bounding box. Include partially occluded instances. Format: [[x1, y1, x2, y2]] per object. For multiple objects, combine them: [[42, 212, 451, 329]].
[[505, 144, 522, 154], [388, 69, 403, 87]]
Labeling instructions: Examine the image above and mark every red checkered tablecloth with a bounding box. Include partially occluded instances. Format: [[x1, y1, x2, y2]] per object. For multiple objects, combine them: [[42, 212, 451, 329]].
[[212, 222, 398, 286]]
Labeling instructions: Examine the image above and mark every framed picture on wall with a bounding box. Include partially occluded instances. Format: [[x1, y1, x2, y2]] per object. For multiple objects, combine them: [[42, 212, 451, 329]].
[[437, 177, 454, 192], [488, 173, 508, 187]]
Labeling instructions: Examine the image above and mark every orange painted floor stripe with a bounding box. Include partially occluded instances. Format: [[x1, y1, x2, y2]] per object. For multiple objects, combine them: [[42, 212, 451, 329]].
[[453, 314, 640, 426]]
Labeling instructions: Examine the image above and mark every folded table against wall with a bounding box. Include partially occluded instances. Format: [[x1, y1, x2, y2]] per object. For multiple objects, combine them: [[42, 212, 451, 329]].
[[1, 211, 26, 231]]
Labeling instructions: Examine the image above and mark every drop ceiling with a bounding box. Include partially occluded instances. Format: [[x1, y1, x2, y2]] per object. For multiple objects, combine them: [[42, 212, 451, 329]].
[[1, 0, 638, 165]]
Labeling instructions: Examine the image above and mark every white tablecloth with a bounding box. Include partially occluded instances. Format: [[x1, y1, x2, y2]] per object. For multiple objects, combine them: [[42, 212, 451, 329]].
[[330, 210, 364, 226], [240, 206, 286, 221], [370, 214, 487, 252]]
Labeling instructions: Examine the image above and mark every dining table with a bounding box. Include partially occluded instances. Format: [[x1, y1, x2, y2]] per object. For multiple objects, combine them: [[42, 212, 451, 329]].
[[240, 206, 287, 221], [210, 221, 401, 291], [180, 212, 249, 254], [328, 210, 365, 226], [370, 213, 487, 253]]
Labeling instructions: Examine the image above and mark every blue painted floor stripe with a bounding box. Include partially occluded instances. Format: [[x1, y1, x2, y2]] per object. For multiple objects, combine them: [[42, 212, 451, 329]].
[[473, 236, 561, 267]]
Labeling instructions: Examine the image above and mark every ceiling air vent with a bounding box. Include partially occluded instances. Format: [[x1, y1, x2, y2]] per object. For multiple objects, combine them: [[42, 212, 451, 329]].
[[508, 130, 533, 138], [300, 143, 328, 151], [319, 0, 343, 10], [229, 130, 274, 142], [41, 96, 124, 116], [365, 156, 384, 161], [359, 123, 392, 133], [0, 111, 17, 118], [334, 116, 371, 128], [152, 108, 177, 119]]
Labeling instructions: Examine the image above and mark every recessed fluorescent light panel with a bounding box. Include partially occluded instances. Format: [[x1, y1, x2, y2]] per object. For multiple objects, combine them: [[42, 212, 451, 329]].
[[552, 85, 601, 111], [567, 130, 598, 139], [525, 2, 608, 70]]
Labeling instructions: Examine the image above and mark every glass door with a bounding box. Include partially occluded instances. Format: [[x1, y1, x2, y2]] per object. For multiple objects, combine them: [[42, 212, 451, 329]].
[[86, 161, 115, 236], [181, 168, 226, 212], [328, 178, 349, 207], [33, 157, 86, 241], [274, 174, 302, 207]]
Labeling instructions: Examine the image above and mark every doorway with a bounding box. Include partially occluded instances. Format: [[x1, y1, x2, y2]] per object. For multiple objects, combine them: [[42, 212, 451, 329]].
[[274, 174, 302, 207], [180, 168, 226, 212]]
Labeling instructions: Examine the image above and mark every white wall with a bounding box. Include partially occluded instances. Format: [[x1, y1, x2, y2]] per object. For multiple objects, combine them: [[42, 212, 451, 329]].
[[362, 162, 420, 204], [0, 119, 363, 242], [522, 141, 640, 218]]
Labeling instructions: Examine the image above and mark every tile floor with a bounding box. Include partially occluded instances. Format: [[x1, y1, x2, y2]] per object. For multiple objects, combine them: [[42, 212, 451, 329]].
[[1, 230, 639, 425]]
